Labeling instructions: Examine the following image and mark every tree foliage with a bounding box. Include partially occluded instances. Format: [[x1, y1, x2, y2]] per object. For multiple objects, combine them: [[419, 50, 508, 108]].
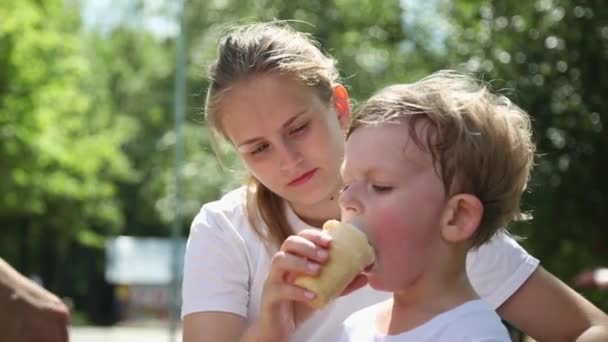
[[442, 0, 608, 307], [1, 0, 136, 280]]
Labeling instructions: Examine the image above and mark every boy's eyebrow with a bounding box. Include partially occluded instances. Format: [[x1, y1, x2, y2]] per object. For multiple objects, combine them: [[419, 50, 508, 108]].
[[237, 110, 308, 147], [342, 159, 393, 180], [364, 168, 394, 180]]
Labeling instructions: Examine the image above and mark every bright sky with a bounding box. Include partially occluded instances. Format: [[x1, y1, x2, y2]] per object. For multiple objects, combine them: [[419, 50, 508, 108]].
[[81, 0, 448, 46], [81, 0, 180, 38], [400, 0, 450, 53]]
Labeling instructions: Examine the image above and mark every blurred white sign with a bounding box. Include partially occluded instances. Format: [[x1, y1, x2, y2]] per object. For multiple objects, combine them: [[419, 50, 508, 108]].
[[105, 236, 186, 285]]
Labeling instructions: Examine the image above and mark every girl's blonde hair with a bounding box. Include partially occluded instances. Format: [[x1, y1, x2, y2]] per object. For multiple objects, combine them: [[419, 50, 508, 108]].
[[205, 22, 340, 248], [348, 70, 536, 247]]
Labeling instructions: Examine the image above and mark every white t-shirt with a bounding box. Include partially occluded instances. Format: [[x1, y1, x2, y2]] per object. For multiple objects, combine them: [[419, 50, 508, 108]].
[[337, 300, 510, 342], [181, 187, 539, 342]]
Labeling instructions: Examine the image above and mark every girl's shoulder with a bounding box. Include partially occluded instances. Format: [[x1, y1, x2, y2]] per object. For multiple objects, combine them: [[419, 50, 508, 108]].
[[200, 186, 248, 218], [192, 186, 268, 245]]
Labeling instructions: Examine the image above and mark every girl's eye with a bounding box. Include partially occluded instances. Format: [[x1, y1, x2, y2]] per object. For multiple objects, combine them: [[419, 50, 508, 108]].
[[251, 143, 269, 155], [371, 185, 393, 193], [290, 122, 309, 135]]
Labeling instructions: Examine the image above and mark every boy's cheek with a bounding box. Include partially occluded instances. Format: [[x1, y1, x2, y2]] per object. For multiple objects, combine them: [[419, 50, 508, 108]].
[[368, 208, 404, 237]]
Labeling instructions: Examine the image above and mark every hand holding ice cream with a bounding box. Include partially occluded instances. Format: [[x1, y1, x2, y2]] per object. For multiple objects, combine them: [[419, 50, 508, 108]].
[[294, 220, 375, 309]]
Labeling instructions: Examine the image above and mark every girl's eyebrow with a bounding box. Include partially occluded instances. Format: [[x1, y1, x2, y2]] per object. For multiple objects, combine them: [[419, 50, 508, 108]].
[[236, 110, 308, 148]]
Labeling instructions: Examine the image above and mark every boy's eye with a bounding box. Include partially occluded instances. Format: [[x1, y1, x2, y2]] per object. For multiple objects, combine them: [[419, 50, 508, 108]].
[[289, 122, 309, 135], [251, 143, 269, 155], [371, 185, 393, 193]]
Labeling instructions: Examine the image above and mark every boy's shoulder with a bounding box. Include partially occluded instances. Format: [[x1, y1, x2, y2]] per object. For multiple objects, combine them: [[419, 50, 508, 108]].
[[338, 300, 389, 341], [342, 299, 389, 328], [341, 299, 510, 341]]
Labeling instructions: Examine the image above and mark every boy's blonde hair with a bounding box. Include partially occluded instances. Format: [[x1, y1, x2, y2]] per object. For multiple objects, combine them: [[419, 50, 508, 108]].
[[205, 22, 340, 248], [347, 70, 535, 247]]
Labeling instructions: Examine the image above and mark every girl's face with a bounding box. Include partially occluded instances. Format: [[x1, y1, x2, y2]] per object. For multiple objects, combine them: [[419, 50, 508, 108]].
[[339, 122, 448, 292], [219, 73, 350, 213]]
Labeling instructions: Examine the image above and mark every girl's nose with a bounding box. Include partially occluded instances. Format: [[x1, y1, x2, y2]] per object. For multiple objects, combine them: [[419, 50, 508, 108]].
[[278, 140, 303, 172]]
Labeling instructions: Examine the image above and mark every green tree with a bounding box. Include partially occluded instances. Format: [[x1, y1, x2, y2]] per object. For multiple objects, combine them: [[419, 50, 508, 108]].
[[0, 0, 136, 312], [443, 0, 608, 309]]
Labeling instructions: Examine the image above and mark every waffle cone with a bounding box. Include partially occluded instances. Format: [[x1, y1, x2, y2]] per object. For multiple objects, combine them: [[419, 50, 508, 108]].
[[294, 220, 374, 309]]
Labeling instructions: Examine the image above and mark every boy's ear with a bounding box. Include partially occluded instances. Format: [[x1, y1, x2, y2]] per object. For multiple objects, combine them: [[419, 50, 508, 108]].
[[332, 84, 351, 129], [440, 194, 483, 243]]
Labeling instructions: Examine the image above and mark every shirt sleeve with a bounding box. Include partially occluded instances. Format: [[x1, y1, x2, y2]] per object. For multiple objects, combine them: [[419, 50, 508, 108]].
[[180, 206, 251, 319], [334, 325, 348, 342], [466, 232, 540, 309]]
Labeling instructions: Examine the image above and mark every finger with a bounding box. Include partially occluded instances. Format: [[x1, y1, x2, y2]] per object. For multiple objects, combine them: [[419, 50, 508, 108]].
[[270, 283, 317, 304], [297, 229, 332, 248], [284, 271, 298, 284], [340, 274, 369, 296], [281, 235, 330, 263], [269, 251, 321, 283]]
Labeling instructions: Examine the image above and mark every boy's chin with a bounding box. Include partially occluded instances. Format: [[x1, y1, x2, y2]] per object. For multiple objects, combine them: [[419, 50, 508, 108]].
[[366, 273, 391, 292], [367, 281, 391, 292]]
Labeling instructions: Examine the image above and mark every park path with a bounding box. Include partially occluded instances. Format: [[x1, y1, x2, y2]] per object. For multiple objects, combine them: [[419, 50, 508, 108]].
[[70, 325, 182, 342]]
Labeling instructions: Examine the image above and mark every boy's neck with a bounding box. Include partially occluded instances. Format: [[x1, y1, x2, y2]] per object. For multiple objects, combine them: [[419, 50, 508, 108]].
[[380, 246, 479, 335]]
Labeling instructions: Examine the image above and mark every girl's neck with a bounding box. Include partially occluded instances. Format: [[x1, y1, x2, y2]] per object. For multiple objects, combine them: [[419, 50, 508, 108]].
[[289, 188, 342, 228]]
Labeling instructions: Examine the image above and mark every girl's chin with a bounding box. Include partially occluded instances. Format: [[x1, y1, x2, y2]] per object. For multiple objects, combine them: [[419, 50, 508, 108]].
[[289, 188, 337, 207]]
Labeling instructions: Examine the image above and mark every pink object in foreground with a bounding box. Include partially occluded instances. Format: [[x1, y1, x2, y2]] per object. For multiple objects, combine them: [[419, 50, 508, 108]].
[[573, 267, 608, 289]]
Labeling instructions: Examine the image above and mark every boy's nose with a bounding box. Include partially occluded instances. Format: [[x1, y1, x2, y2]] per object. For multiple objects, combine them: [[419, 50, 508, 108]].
[[338, 183, 363, 215]]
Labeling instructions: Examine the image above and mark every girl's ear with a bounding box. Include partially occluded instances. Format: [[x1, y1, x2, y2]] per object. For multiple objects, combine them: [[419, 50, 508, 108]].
[[440, 194, 483, 244], [332, 84, 351, 129]]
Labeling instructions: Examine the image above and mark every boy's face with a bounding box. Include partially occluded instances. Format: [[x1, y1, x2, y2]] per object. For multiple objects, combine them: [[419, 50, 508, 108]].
[[339, 121, 448, 292]]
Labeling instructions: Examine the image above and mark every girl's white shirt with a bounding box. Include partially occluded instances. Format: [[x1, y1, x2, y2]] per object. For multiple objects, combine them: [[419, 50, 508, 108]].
[[181, 187, 538, 342]]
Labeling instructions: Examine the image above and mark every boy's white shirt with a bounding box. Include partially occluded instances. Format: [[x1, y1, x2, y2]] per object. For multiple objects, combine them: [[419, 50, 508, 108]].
[[181, 187, 539, 342], [336, 299, 510, 342]]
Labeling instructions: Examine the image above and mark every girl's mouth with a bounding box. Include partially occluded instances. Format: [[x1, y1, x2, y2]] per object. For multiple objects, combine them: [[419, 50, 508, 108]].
[[288, 168, 317, 186]]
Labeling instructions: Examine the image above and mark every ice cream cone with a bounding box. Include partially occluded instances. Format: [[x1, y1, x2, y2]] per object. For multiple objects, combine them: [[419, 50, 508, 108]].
[[294, 220, 375, 309]]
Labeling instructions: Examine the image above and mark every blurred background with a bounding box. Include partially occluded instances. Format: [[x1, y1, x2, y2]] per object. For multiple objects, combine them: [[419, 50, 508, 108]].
[[1, 0, 607, 341]]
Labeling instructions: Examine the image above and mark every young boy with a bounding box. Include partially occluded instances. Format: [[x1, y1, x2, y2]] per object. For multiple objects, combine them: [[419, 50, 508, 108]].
[[336, 70, 535, 341]]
